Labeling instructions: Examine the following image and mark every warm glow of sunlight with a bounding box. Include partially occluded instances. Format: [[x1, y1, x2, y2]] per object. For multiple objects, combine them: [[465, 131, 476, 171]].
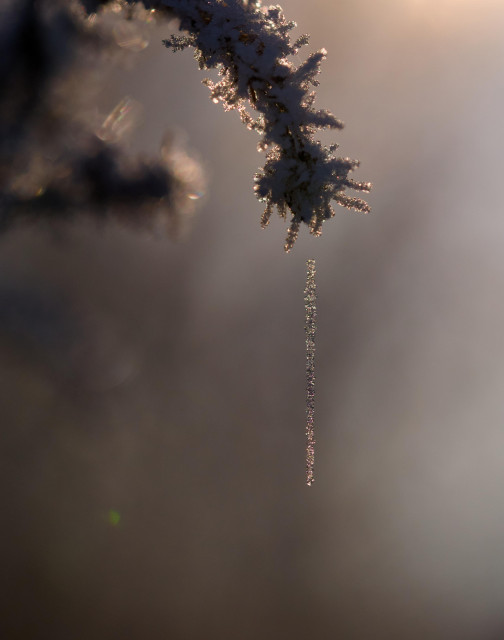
[[406, 0, 499, 6], [402, 0, 504, 33], [405, 0, 502, 15]]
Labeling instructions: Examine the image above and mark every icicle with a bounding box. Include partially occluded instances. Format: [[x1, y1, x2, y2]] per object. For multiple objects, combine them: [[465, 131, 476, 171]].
[[304, 258, 317, 486]]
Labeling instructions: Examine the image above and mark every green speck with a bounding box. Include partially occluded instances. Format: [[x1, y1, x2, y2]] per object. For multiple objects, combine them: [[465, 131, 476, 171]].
[[108, 510, 121, 526]]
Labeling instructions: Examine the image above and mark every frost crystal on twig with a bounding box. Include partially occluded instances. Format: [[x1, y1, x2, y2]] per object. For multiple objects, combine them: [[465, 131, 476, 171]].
[[161, 0, 371, 251], [304, 258, 316, 486]]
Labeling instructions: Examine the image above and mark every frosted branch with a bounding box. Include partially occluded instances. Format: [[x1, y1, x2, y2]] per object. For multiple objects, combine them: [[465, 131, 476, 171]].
[[160, 0, 371, 250]]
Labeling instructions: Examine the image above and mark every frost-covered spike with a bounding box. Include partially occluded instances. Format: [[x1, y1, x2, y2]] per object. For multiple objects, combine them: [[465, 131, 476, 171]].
[[307, 110, 344, 130], [334, 193, 371, 213], [343, 178, 373, 192], [277, 202, 287, 219], [284, 218, 300, 252], [329, 157, 361, 174], [293, 50, 327, 88], [309, 211, 323, 236], [293, 34, 310, 51], [260, 202, 273, 228]]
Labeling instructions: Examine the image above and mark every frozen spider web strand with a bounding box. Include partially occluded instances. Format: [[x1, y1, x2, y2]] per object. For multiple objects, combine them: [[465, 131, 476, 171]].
[[304, 259, 317, 486]]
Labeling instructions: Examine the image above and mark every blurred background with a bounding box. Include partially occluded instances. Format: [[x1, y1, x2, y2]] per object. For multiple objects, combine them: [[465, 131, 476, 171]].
[[2, 1, 504, 638]]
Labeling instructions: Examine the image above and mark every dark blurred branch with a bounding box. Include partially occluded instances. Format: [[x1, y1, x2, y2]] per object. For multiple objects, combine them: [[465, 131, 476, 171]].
[[0, 0, 203, 236]]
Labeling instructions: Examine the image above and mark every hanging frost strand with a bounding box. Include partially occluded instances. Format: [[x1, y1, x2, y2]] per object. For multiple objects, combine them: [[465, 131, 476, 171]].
[[304, 259, 317, 486]]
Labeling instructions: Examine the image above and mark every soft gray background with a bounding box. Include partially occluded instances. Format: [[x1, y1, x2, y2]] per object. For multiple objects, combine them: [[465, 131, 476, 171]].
[[2, 1, 504, 638]]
